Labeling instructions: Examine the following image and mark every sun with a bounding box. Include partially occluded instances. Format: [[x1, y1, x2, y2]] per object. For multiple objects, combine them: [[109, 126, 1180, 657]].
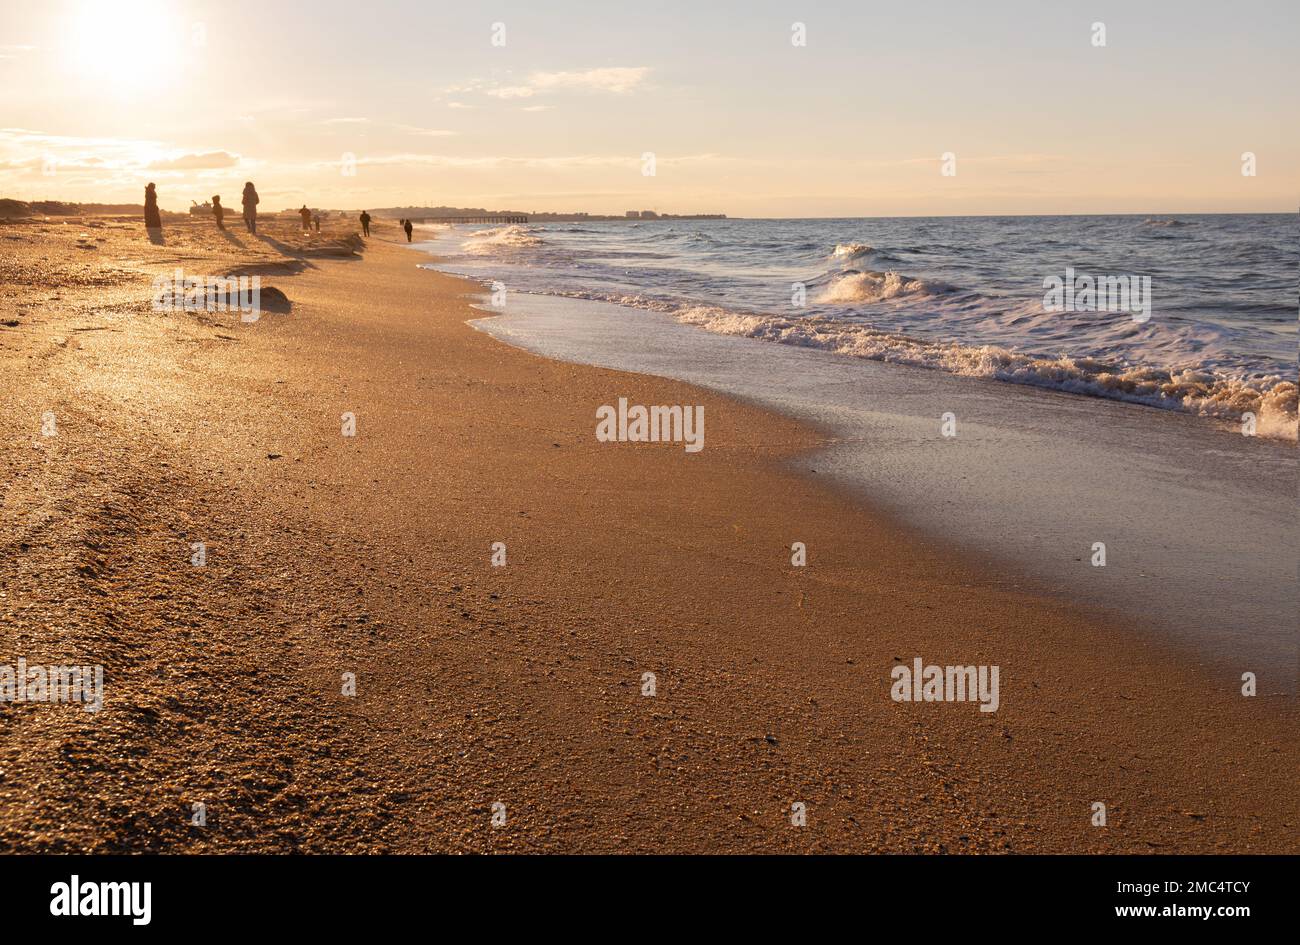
[[65, 0, 181, 93]]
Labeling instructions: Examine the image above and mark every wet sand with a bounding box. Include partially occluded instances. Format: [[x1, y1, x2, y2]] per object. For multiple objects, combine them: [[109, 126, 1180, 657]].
[[0, 216, 1294, 852], [468, 292, 1299, 682]]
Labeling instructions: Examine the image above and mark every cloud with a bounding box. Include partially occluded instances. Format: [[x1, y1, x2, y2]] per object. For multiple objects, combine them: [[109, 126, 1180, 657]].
[[486, 86, 535, 100], [480, 66, 651, 101], [529, 67, 650, 94], [314, 151, 726, 172], [147, 150, 240, 170], [0, 128, 166, 173], [322, 117, 370, 125], [447, 102, 473, 110], [395, 125, 460, 137], [897, 153, 1067, 168], [0, 131, 248, 194], [520, 105, 554, 113], [0, 155, 108, 171]]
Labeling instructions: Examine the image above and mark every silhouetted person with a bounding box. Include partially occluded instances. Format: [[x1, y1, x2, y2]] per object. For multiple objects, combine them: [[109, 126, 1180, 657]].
[[241, 182, 259, 234], [403, 219, 413, 242], [211, 195, 225, 230], [299, 204, 311, 232], [143, 183, 162, 230], [312, 213, 321, 233], [359, 210, 371, 237]]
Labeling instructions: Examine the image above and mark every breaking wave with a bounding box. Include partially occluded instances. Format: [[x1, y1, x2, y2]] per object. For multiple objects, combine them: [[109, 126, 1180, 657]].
[[817, 269, 936, 303], [670, 305, 1298, 440], [461, 224, 543, 253], [421, 216, 1298, 441]]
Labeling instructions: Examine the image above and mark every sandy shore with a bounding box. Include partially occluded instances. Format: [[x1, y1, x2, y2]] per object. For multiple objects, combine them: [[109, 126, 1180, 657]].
[[0, 215, 1294, 853]]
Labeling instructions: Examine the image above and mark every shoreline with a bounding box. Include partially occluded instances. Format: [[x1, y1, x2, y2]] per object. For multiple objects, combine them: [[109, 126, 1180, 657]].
[[452, 280, 1297, 682], [415, 217, 1299, 444], [1, 217, 1295, 852]]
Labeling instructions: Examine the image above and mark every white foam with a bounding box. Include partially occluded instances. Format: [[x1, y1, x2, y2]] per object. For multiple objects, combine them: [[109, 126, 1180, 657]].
[[817, 269, 931, 303], [460, 224, 543, 253], [830, 242, 874, 258], [672, 305, 1299, 440]]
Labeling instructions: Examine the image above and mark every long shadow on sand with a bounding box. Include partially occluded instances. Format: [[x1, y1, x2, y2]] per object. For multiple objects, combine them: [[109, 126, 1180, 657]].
[[252, 233, 319, 269], [254, 232, 364, 266]]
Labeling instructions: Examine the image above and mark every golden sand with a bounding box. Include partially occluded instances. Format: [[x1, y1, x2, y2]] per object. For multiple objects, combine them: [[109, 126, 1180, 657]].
[[0, 215, 1293, 852]]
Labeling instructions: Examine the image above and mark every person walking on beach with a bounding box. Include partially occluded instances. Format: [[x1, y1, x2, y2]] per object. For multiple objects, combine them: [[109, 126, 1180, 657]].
[[403, 219, 414, 242], [359, 210, 371, 237], [299, 204, 312, 232], [312, 213, 320, 233], [143, 183, 162, 230], [211, 195, 225, 230], [241, 181, 260, 234]]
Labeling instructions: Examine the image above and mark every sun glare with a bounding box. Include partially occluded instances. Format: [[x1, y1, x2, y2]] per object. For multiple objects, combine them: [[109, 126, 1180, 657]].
[[66, 0, 180, 93]]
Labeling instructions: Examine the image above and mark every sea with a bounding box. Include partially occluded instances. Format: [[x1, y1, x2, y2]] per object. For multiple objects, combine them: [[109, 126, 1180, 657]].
[[417, 213, 1297, 438], [412, 214, 1298, 677]]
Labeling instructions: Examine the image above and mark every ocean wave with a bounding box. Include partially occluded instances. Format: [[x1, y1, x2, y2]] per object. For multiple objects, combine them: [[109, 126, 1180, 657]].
[[670, 305, 1298, 440], [429, 215, 1295, 439], [461, 224, 543, 253], [818, 269, 937, 303], [827, 241, 907, 267]]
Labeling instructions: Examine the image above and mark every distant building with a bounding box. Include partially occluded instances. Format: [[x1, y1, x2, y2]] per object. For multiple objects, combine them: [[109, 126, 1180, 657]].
[[625, 210, 639, 218], [640, 210, 658, 219]]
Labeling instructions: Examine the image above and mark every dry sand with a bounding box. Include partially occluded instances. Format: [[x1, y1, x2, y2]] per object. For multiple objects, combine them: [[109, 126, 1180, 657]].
[[0, 215, 1294, 853]]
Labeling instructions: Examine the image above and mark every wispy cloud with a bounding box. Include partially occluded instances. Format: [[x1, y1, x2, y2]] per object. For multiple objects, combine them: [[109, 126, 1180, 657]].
[[148, 150, 240, 170], [529, 67, 650, 94], [0, 130, 243, 187], [486, 86, 535, 100], [896, 152, 1067, 168], [395, 124, 460, 137], [314, 151, 725, 172], [0, 128, 163, 169], [474, 67, 652, 101]]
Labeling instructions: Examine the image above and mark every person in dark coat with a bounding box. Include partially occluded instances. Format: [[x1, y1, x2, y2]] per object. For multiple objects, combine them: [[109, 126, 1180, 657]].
[[359, 210, 371, 237], [241, 182, 259, 234], [143, 183, 162, 229], [403, 219, 414, 242], [212, 195, 225, 230], [299, 205, 312, 231]]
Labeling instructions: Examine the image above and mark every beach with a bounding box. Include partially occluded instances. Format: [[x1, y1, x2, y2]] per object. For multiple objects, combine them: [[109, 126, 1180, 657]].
[[0, 216, 1295, 853]]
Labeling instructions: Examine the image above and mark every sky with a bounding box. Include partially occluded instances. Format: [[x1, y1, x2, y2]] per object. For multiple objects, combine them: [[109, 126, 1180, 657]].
[[1, 0, 1296, 216]]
